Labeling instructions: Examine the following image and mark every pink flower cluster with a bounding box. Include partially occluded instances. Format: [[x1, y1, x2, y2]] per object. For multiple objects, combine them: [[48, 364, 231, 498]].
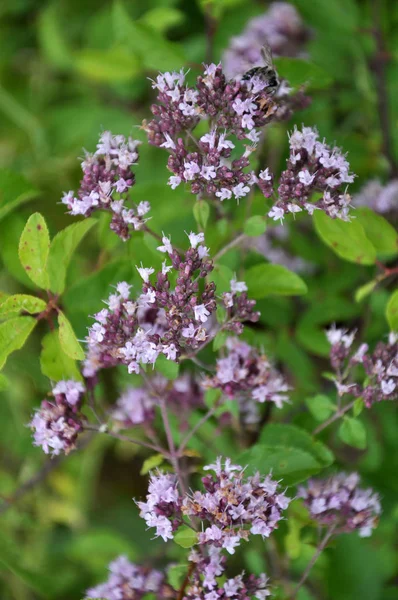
[[298, 472, 381, 537], [85, 555, 170, 600], [61, 131, 150, 241], [204, 338, 290, 423], [354, 178, 398, 214], [222, 2, 311, 79], [146, 63, 306, 202], [267, 125, 355, 222], [222, 281, 260, 334], [137, 458, 290, 555], [326, 327, 398, 407], [83, 233, 216, 378], [111, 375, 204, 428], [186, 547, 271, 600], [29, 380, 85, 456]]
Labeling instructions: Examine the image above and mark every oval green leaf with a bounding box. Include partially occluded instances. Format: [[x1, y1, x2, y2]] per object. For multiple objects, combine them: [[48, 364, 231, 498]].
[[245, 264, 307, 298], [173, 526, 198, 549], [18, 213, 50, 289], [40, 330, 82, 381], [0, 316, 37, 369], [58, 311, 85, 360], [47, 218, 97, 294], [313, 211, 376, 265], [386, 289, 398, 331], [0, 294, 46, 316]]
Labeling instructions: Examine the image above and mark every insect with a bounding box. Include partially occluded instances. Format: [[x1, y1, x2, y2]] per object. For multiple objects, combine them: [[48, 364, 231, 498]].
[[242, 44, 279, 96]]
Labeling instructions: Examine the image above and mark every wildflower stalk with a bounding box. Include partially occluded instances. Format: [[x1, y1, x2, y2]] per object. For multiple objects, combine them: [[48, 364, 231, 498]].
[[312, 399, 356, 436], [292, 524, 336, 597]]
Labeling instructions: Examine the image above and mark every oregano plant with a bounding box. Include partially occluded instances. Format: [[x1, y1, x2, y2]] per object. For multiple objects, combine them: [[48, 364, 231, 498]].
[[1, 1, 397, 600]]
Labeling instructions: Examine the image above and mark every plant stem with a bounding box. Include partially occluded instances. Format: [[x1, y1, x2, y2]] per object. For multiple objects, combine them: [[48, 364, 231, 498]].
[[292, 524, 336, 597], [178, 400, 222, 455], [371, 1, 398, 176], [158, 398, 187, 495], [312, 399, 356, 436], [83, 423, 170, 457], [213, 233, 246, 262]]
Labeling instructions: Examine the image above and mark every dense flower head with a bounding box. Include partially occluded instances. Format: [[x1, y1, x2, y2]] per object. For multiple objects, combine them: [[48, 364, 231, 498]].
[[185, 457, 290, 553], [222, 280, 260, 334], [353, 179, 398, 214], [298, 472, 381, 537], [137, 471, 183, 542], [29, 380, 85, 456], [326, 327, 398, 407], [138, 458, 289, 553], [84, 555, 170, 600], [83, 233, 217, 378], [146, 63, 308, 202], [111, 375, 204, 428], [185, 547, 271, 600], [223, 2, 311, 79], [61, 131, 150, 241], [266, 125, 355, 222], [204, 338, 290, 423]]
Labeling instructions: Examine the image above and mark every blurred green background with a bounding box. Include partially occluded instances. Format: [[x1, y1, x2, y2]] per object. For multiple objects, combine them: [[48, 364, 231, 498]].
[[0, 1, 398, 599]]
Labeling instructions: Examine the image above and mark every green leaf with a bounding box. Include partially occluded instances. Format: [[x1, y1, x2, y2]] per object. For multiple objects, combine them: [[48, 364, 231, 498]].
[[193, 200, 210, 230], [167, 564, 187, 590], [353, 397, 365, 418], [174, 526, 198, 548], [210, 264, 234, 294], [386, 289, 398, 331], [259, 423, 334, 468], [313, 211, 376, 265], [306, 394, 335, 422], [213, 330, 227, 351], [47, 219, 97, 294], [238, 444, 322, 486], [0, 169, 38, 222], [18, 213, 50, 289], [338, 417, 367, 449], [58, 311, 85, 360], [0, 538, 56, 598], [274, 57, 332, 89], [0, 316, 37, 369], [140, 454, 165, 475], [113, 1, 185, 71], [155, 354, 179, 380], [139, 7, 185, 33], [245, 264, 307, 298], [74, 47, 141, 82], [355, 280, 377, 302], [0, 373, 9, 391], [40, 330, 82, 381], [355, 208, 398, 257], [38, 4, 73, 69], [244, 215, 267, 237], [0, 294, 46, 316]]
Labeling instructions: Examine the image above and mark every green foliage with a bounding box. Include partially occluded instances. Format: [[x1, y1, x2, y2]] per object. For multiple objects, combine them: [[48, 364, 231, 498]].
[[58, 311, 85, 360], [386, 289, 398, 330], [305, 394, 335, 421], [193, 200, 210, 230], [173, 526, 198, 549], [18, 213, 50, 289], [244, 215, 267, 237], [155, 354, 179, 379], [313, 212, 376, 265], [47, 219, 97, 294], [0, 169, 38, 223], [338, 416, 367, 450], [0, 294, 46, 316], [0, 316, 37, 369], [245, 264, 308, 298], [40, 330, 82, 381]]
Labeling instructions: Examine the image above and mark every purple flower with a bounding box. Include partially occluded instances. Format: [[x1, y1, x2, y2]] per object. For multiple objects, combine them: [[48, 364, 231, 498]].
[[298, 472, 381, 537], [111, 387, 155, 427], [29, 380, 85, 455], [146, 62, 307, 203], [353, 178, 398, 214], [137, 472, 182, 541], [182, 457, 290, 553], [84, 555, 169, 600], [326, 328, 398, 407], [222, 2, 311, 80], [204, 337, 289, 423], [265, 125, 355, 221], [61, 131, 150, 241]]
